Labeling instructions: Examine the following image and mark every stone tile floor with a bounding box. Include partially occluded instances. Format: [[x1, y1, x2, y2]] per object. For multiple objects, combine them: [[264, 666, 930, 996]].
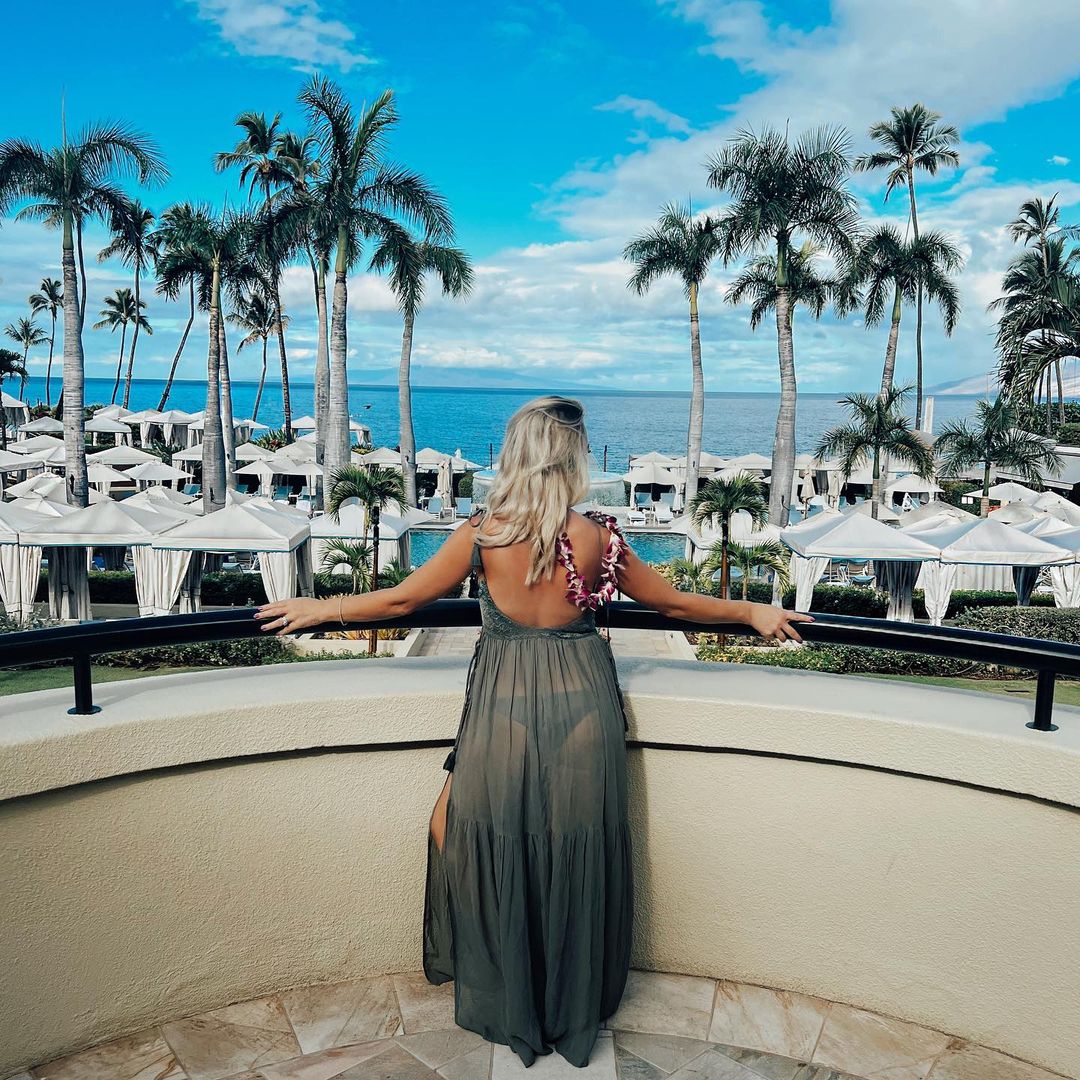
[[414, 627, 677, 660], [17, 969, 1072, 1080]]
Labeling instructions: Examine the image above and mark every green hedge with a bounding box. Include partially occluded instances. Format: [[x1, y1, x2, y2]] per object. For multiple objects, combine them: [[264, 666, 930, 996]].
[[955, 606, 1080, 644]]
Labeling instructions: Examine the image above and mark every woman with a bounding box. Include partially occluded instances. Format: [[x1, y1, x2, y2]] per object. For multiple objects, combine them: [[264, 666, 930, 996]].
[[256, 396, 811, 1069]]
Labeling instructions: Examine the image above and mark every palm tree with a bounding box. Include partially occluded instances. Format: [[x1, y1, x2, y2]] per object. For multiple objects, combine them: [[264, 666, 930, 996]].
[[813, 384, 935, 518], [854, 104, 960, 427], [215, 112, 296, 439], [152, 202, 205, 411], [98, 197, 157, 408], [688, 472, 768, 599], [4, 316, 48, 398], [369, 228, 473, 505], [319, 538, 373, 593], [848, 225, 962, 392], [28, 277, 62, 406], [663, 557, 715, 594], [707, 125, 861, 530], [377, 558, 412, 588], [0, 122, 166, 506], [326, 463, 405, 653], [721, 539, 791, 601], [624, 202, 723, 503], [300, 77, 452, 482], [93, 288, 151, 404], [935, 395, 1064, 515], [0, 349, 28, 449], [230, 288, 287, 422]]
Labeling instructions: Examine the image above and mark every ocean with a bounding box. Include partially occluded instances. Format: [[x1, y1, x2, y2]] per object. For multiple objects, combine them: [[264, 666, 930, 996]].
[[19, 376, 988, 471]]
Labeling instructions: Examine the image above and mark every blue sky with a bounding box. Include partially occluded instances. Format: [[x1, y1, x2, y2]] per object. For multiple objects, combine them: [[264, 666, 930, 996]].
[[2, 0, 1080, 395]]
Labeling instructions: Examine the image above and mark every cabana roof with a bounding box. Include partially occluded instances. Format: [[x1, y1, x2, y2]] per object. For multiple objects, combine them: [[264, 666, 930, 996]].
[[909, 517, 1071, 566], [153, 503, 309, 553], [782, 512, 938, 561], [19, 499, 185, 547]]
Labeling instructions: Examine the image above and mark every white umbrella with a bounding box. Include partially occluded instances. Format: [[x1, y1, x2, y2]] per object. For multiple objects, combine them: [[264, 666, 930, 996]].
[[436, 456, 454, 508], [233, 441, 275, 461], [355, 446, 404, 468], [126, 461, 193, 484], [8, 495, 76, 517], [84, 415, 133, 435], [899, 499, 976, 527], [885, 475, 942, 496], [93, 404, 133, 420], [629, 450, 677, 465], [841, 500, 901, 524], [960, 481, 1040, 504], [88, 444, 159, 467], [10, 434, 64, 455], [1031, 491, 1080, 526], [291, 415, 318, 429], [18, 416, 64, 434], [87, 462, 132, 491], [26, 445, 68, 467], [621, 462, 681, 486], [6, 472, 65, 499], [725, 452, 773, 472]]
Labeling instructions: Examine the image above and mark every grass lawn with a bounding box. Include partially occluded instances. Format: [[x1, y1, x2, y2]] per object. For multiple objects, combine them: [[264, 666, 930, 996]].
[[867, 673, 1080, 706], [0, 664, 211, 696]]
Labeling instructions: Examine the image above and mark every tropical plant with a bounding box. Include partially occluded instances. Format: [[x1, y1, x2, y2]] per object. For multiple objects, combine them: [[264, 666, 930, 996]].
[[935, 395, 1064, 514], [707, 125, 861, 530], [854, 103, 960, 427], [377, 558, 413, 589], [662, 557, 716, 594], [624, 203, 723, 502], [300, 77, 452, 482], [28, 277, 62, 406], [0, 121, 166, 505], [230, 288, 286, 422], [0, 348, 28, 449], [688, 472, 768, 598], [98, 197, 156, 407], [846, 225, 962, 392], [253, 427, 288, 451], [319, 538, 373, 593], [813, 384, 935, 518], [721, 539, 791, 600], [215, 111, 296, 438], [327, 462, 406, 653], [92, 287, 151, 404], [369, 227, 473, 505], [3, 315, 47, 398]]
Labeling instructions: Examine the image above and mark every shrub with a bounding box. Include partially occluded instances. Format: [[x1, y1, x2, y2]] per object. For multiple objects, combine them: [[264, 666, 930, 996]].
[[956, 606, 1080, 644], [457, 472, 474, 498]]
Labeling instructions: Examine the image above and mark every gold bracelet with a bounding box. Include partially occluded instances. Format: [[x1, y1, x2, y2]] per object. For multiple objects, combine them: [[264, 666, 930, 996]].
[[338, 593, 346, 626]]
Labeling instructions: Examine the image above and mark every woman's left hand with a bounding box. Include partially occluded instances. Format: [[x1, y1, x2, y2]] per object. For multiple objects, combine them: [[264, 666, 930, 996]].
[[255, 597, 332, 635]]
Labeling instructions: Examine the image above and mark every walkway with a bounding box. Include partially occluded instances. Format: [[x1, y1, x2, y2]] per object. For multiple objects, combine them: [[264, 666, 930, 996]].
[[413, 626, 680, 660]]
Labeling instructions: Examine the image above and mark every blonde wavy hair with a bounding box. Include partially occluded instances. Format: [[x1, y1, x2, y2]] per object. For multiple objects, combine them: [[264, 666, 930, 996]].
[[476, 395, 592, 585]]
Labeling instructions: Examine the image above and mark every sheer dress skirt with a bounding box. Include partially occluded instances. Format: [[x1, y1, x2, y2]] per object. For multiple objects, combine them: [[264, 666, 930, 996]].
[[423, 593, 634, 1069]]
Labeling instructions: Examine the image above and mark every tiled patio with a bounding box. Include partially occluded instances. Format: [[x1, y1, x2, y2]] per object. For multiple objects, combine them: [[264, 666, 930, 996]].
[[17, 969, 1069, 1080], [414, 626, 679, 660]]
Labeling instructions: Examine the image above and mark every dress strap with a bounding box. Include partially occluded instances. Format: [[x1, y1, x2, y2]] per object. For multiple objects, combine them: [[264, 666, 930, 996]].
[[468, 507, 488, 571]]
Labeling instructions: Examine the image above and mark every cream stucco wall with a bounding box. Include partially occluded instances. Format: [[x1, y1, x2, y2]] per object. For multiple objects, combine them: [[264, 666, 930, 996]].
[[1, 656, 1079, 1076]]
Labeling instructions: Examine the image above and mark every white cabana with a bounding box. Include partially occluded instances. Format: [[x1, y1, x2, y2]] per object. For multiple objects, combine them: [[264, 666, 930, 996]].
[[6, 472, 66, 499], [960, 481, 1041, 505], [2, 390, 30, 431], [1031, 491, 1080, 527], [233, 441, 274, 462], [125, 487, 203, 516], [87, 463, 132, 492], [10, 434, 64, 455], [171, 445, 204, 465], [93, 404, 134, 420], [0, 448, 29, 472], [8, 495, 75, 518], [25, 445, 68, 468], [126, 460, 193, 487], [898, 500, 977, 527], [725, 452, 773, 473], [988, 502, 1041, 525], [354, 446, 403, 468], [18, 416, 64, 434], [291, 415, 318, 430], [0, 502, 49, 621], [153, 502, 313, 608], [1042, 528, 1080, 607], [623, 462, 681, 505], [235, 459, 278, 496], [152, 409, 197, 443], [840, 500, 901, 523], [84, 415, 133, 442], [885, 475, 942, 497], [87, 444, 159, 467]]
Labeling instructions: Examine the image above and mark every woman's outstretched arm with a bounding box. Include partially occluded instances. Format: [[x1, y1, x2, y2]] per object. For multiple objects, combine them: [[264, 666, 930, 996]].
[[255, 515, 479, 635], [614, 545, 813, 643]]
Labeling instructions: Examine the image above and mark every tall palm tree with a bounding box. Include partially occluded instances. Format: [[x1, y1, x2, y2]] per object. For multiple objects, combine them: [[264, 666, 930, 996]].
[[707, 125, 861, 531], [854, 104, 960, 427], [300, 77, 452, 482], [326, 463, 405, 653], [369, 227, 473, 505], [93, 287, 151, 404], [848, 225, 962, 392], [0, 122, 166, 505], [152, 202, 205, 411], [935, 395, 1063, 515], [688, 472, 768, 599], [4, 315, 48, 398], [720, 539, 791, 601], [0, 349, 28, 449], [215, 112, 296, 439], [624, 202, 723, 503], [28, 277, 62, 406], [813, 384, 935, 519], [98, 197, 156, 408], [230, 288, 287, 422]]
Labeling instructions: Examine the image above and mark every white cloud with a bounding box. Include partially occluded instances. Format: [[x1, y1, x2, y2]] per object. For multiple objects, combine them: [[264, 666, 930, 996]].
[[595, 95, 693, 135], [185, 0, 374, 72], [1049, 154, 1071, 166]]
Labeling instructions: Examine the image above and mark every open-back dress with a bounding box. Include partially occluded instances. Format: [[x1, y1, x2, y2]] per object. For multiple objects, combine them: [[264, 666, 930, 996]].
[[423, 508, 635, 1068]]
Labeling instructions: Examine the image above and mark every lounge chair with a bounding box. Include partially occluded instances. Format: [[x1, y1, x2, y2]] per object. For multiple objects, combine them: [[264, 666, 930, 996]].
[[273, 485, 291, 502], [427, 496, 443, 518], [627, 507, 647, 525], [183, 483, 200, 497], [655, 503, 673, 524], [455, 497, 472, 518], [658, 489, 675, 507], [634, 491, 652, 509]]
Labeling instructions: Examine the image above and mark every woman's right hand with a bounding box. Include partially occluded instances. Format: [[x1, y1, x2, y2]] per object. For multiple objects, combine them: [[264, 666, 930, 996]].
[[745, 603, 814, 643]]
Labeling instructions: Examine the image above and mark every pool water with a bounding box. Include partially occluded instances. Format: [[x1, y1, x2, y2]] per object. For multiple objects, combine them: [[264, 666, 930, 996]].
[[409, 529, 684, 568]]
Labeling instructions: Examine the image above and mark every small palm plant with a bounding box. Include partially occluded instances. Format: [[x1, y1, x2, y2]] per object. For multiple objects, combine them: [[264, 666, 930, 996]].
[[0, 348, 29, 449], [814, 384, 935, 519], [935, 396, 1063, 515], [4, 316, 48, 398], [319, 538, 373, 593], [719, 540, 791, 601], [378, 558, 413, 589], [663, 557, 715, 594], [688, 472, 768, 598]]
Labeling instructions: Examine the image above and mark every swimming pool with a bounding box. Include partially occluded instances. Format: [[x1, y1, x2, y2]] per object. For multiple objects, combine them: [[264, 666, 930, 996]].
[[408, 528, 684, 568]]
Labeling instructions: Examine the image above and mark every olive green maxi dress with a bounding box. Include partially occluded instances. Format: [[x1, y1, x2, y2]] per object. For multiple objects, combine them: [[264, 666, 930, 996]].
[[423, 511, 635, 1068]]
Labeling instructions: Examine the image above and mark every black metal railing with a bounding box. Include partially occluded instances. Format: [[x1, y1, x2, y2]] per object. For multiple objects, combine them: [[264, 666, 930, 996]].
[[3, 601, 1079, 732]]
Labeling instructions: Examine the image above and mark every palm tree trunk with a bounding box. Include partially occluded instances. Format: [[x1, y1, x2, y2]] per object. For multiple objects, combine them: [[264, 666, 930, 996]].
[[1056, 359, 1066, 425], [368, 507, 380, 656], [398, 310, 418, 506], [111, 325, 127, 405], [45, 315, 56, 408], [19, 345, 29, 399], [252, 335, 268, 422], [871, 447, 881, 520], [76, 219, 87, 331], [313, 255, 330, 510], [122, 270, 141, 409], [685, 281, 704, 504], [720, 520, 730, 600], [880, 285, 903, 393], [907, 170, 925, 429], [325, 231, 351, 481], [202, 266, 226, 512], [158, 280, 194, 411], [980, 460, 992, 518], [0, 377, 6, 450], [769, 281, 797, 538], [272, 277, 292, 443], [218, 316, 236, 487], [61, 210, 89, 508]]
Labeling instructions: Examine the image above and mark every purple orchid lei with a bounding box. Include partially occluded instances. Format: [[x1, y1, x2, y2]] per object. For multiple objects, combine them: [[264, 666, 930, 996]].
[[556, 510, 629, 611]]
